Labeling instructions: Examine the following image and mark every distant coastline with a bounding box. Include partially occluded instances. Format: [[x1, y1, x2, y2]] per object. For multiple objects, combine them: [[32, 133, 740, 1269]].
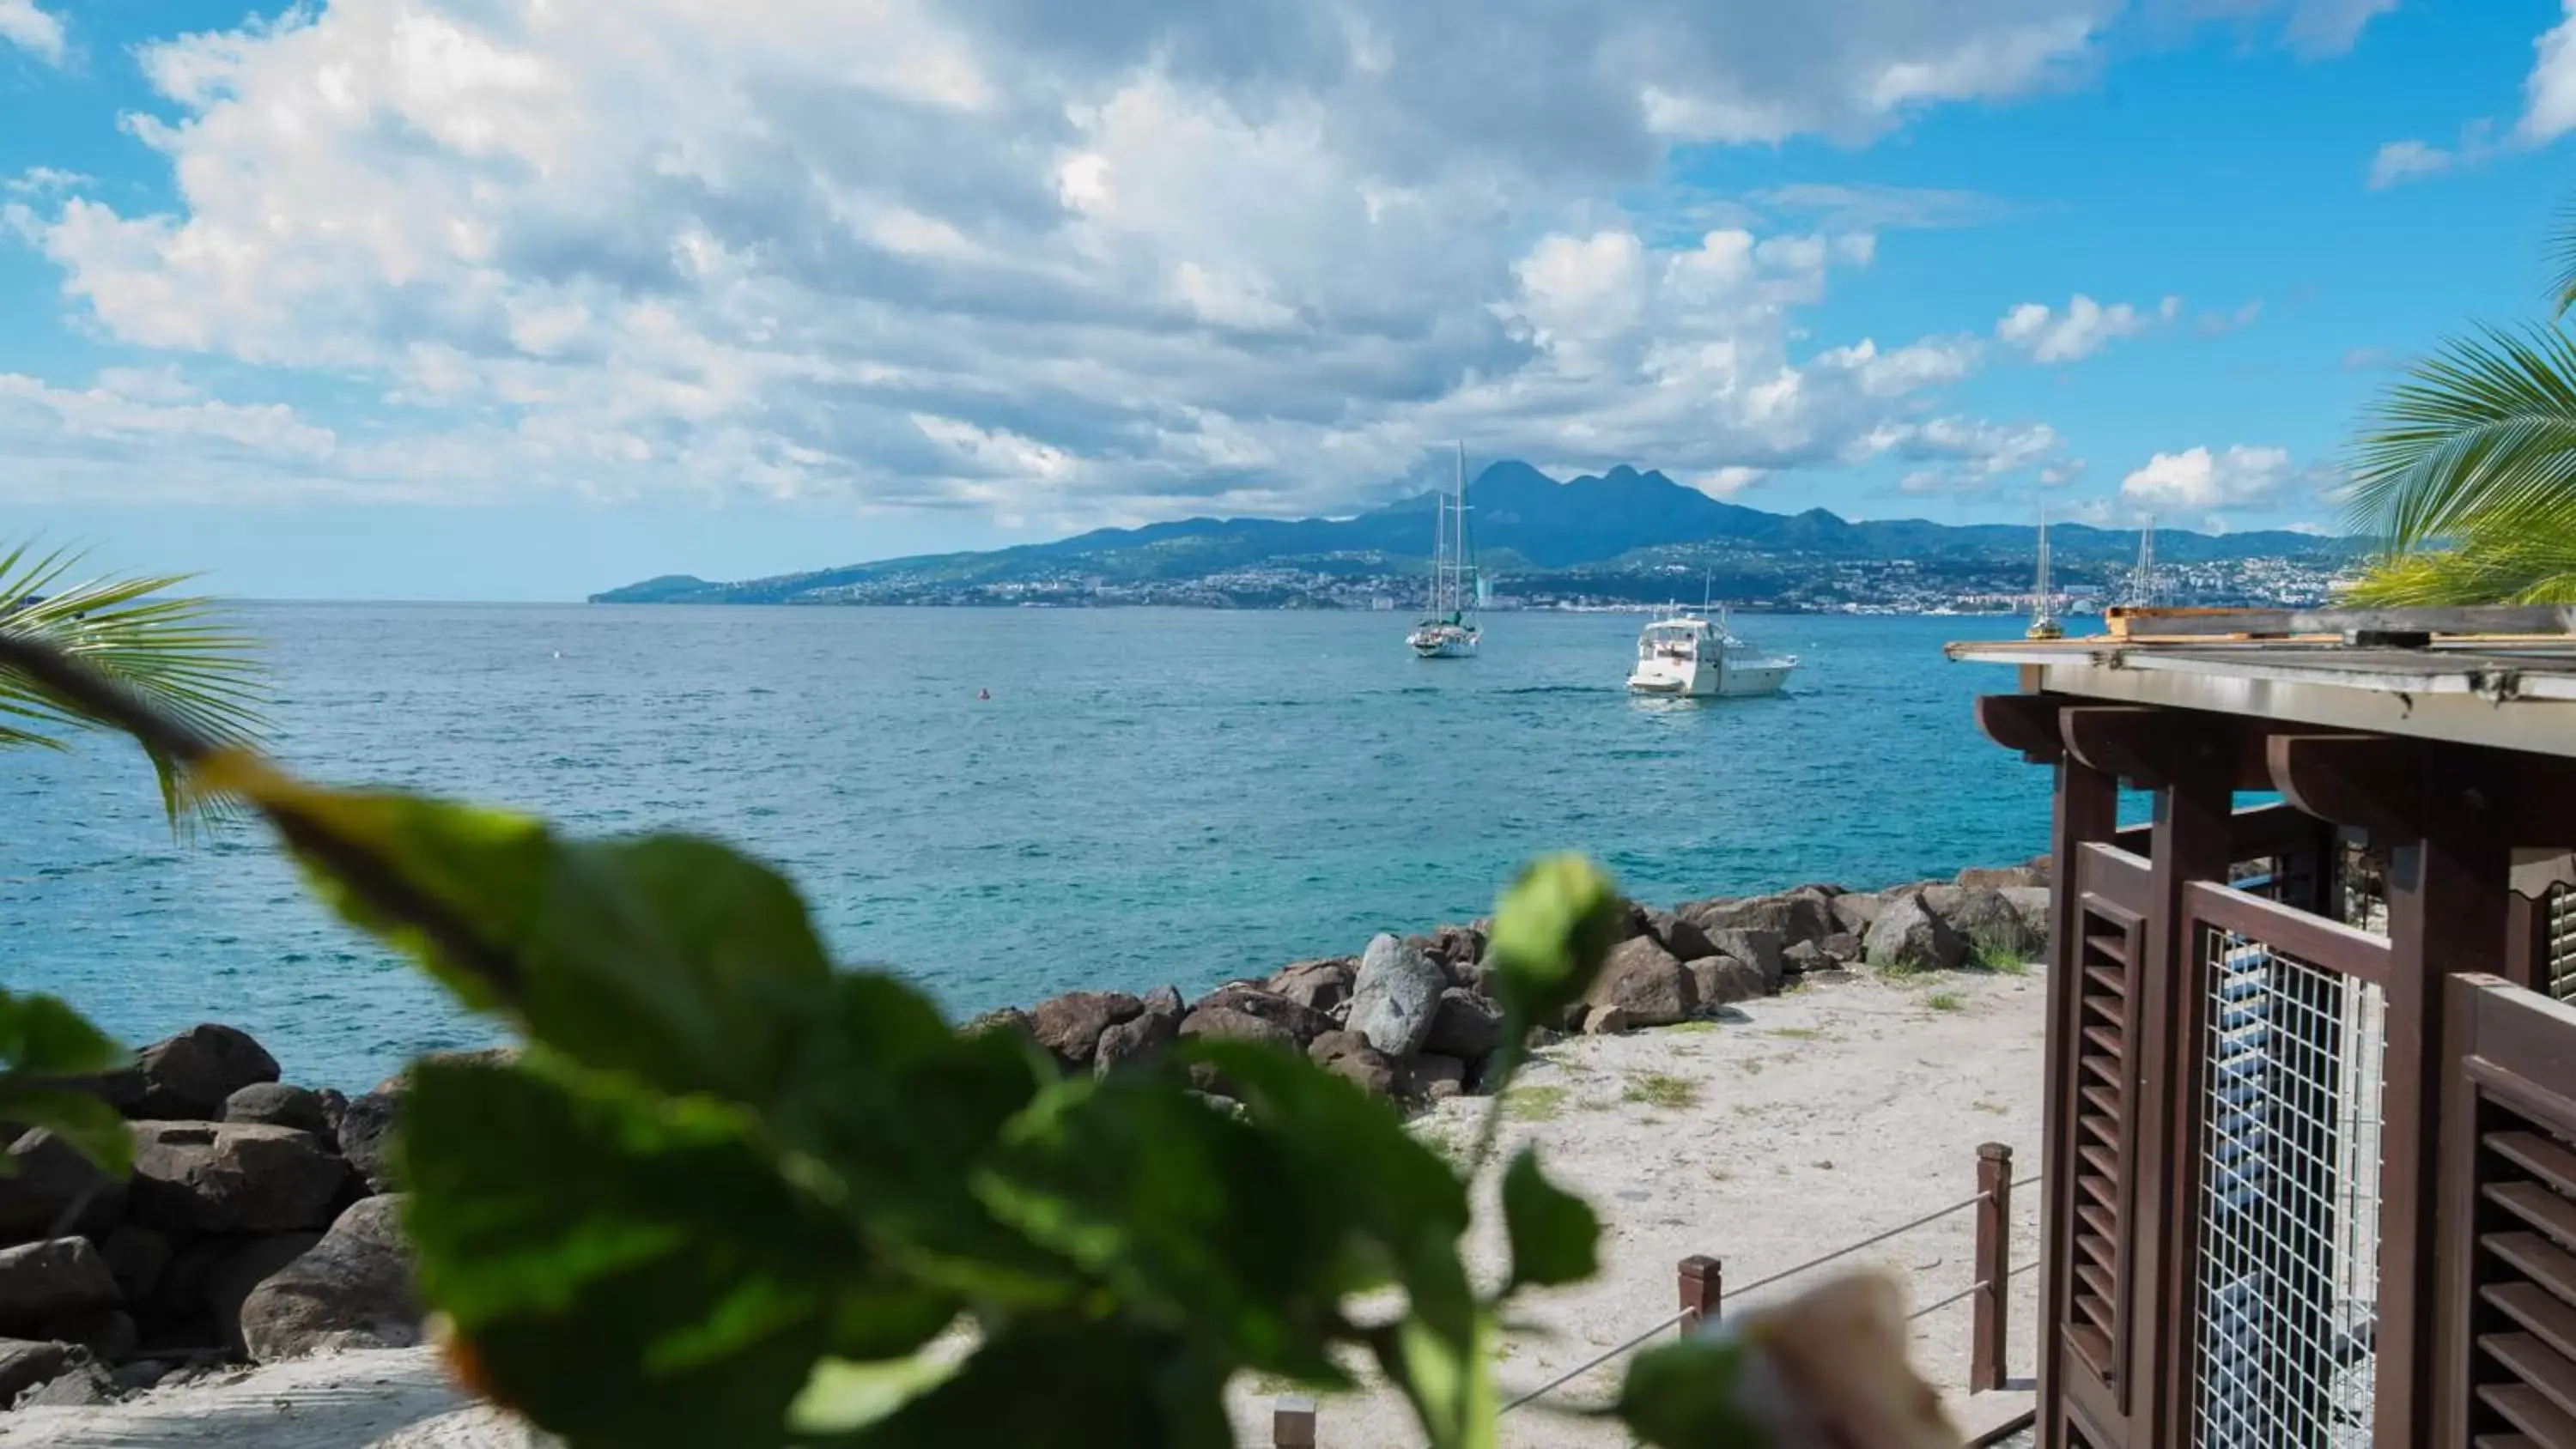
[[593, 457, 2349, 613]]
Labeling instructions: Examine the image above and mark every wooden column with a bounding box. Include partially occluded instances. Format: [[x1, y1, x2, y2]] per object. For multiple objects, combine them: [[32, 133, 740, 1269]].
[[1973, 1142, 2016, 1394], [1676, 1255, 1721, 1332], [2375, 749, 2511, 1449]]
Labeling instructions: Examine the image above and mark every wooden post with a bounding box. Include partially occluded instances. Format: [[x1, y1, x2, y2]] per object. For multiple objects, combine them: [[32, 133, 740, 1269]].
[[2038, 749, 2118, 1449], [1678, 1255, 1722, 1332], [1972, 1141, 2014, 1393], [1272, 1394, 1316, 1449]]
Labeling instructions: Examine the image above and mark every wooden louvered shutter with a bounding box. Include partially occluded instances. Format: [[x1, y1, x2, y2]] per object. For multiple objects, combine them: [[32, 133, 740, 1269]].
[[2069, 900, 2142, 1405]]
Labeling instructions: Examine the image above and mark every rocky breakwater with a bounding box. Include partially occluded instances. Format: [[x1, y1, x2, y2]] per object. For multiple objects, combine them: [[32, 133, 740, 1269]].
[[995, 858, 2056, 1106], [0, 1025, 431, 1410]]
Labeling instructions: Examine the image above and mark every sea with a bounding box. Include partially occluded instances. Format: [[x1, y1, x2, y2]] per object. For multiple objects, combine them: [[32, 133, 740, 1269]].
[[1, 603, 2058, 1089]]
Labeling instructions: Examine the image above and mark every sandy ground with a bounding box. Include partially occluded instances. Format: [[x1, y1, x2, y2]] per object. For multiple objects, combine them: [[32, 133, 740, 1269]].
[[0, 967, 2047, 1449]]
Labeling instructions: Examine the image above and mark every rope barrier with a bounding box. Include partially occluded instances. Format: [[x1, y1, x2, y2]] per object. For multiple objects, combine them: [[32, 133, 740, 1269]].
[[1906, 1260, 2038, 1323], [1498, 1170, 2041, 1414]]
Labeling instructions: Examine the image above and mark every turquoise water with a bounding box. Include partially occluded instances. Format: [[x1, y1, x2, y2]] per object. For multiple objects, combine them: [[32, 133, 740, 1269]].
[[1, 604, 2051, 1088]]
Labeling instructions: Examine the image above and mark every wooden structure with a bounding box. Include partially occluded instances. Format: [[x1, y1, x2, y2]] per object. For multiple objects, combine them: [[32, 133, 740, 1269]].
[[1953, 605, 2576, 1449]]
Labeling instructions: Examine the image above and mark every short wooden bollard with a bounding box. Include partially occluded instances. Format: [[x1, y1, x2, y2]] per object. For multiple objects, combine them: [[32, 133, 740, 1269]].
[[1272, 1393, 1316, 1449], [1677, 1254, 1722, 1332], [1971, 1141, 2013, 1392]]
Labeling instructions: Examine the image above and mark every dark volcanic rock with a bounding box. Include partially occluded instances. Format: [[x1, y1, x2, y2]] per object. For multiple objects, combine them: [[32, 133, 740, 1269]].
[[1819, 931, 1864, 963], [1702, 927, 1784, 990], [1093, 1003, 1181, 1077], [1685, 955, 1769, 1009], [126, 1025, 281, 1122], [221, 1083, 332, 1137], [959, 1006, 1035, 1044], [0, 1239, 118, 1334], [1265, 959, 1357, 1016], [1957, 864, 2048, 890], [1685, 891, 1836, 949], [1583, 936, 1696, 1033], [48, 1307, 136, 1361], [0, 1339, 70, 1404], [131, 1123, 349, 1234], [1927, 885, 2046, 965], [1188, 985, 1333, 1048], [1780, 940, 1832, 976], [1177, 1007, 1297, 1051], [0, 1129, 127, 1240], [335, 1091, 403, 1195], [206, 1234, 325, 1355], [1423, 989, 1504, 1060], [1026, 991, 1145, 1074], [240, 1197, 422, 1361], [1863, 892, 1968, 974], [1639, 908, 1718, 964], [17, 1360, 114, 1408], [101, 1224, 171, 1303], [1347, 933, 1445, 1057], [1406, 1053, 1467, 1101]]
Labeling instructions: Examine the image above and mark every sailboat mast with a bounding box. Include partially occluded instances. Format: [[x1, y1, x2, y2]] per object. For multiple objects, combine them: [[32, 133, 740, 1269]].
[[2034, 507, 2052, 620]]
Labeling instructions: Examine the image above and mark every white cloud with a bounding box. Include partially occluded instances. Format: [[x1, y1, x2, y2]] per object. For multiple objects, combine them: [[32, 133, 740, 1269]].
[[1878, 416, 2070, 494], [1994, 294, 2180, 363], [0, 1, 63, 64], [14, 0, 2147, 520], [2367, 138, 2458, 189], [2526, 2, 2576, 143], [2118, 444, 2300, 512], [2145, 0, 2395, 57]]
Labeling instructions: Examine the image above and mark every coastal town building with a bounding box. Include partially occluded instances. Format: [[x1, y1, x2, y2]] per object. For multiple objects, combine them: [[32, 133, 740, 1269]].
[[1954, 606, 2576, 1449]]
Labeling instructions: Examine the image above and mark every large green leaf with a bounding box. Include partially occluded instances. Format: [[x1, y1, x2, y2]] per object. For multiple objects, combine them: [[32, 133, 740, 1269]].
[[1480, 855, 1624, 1034], [840, 1319, 1234, 1449], [1499, 1147, 1598, 1291], [976, 1066, 1352, 1383], [1614, 1336, 1767, 1449], [401, 1056, 955, 1449], [197, 754, 835, 1106]]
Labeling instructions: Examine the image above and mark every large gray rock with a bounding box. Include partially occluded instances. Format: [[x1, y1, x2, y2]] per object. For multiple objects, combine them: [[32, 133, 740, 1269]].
[[1958, 864, 2048, 890], [1265, 959, 1357, 1016], [1346, 933, 1446, 1058], [16, 1360, 113, 1408], [1702, 927, 1784, 990], [1863, 893, 1968, 974], [1188, 985, 1334, 1048], [240, 1196, 422, 1361], [1408, 925, 1487, 982], [0, 1339, 70, 1404], [130, 1122, 349, 1234], [0, 1239, 118, 1334], [1093, 1000, 1181, 1077], [959, 1006, 1035, 1044], [2000, 886, 2053, 938], [1780, 940, 1832, 977], [1930, 886, 2047, 966], [1684, 891, 1835, 949], [1829, 893, 1884, 937], [1583, 936, 1697, 1032], [1819, 931, 1864, 963], [1639, 908, 1718, 964], [1176, 1007, 1297, 1051], [221, 1082, 332, 1137], [207, 1234, 325, 1355], [1423, 989, 1504, 1060], [0, 1129, 127, 1240], [335, 1090, 403, 1194], [125, 1025, 281, 1122], [1686, 956, 1770, 1009], [1025, 992, 1145, 1074]]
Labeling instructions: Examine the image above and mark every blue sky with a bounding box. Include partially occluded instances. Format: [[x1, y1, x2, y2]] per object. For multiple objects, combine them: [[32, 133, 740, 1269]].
[[3, 0, 2574, 599]]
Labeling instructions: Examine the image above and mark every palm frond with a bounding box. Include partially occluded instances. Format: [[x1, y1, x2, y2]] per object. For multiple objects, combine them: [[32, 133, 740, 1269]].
[[2343, 324, 2576, 552], [2553, 201, 2576, 318], [0, 543, 267, 832]]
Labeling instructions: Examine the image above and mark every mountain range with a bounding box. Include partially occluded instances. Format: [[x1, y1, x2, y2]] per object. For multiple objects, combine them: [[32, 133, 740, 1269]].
[[594, 461, 2350, 604]]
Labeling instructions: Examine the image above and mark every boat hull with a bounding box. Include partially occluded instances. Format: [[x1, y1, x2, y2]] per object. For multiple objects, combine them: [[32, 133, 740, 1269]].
[[1625, 658, 1795, 697], [1410, 631, 1479, 659]]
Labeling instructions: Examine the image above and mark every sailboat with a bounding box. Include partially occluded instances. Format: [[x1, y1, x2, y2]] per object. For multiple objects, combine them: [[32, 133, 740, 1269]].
[[1407, 444, 1480, 658], [2026, 507, 2063, 641]]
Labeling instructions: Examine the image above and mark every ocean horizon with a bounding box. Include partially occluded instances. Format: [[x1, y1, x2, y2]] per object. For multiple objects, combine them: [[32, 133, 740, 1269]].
[[3, 603, 2053, 1088]]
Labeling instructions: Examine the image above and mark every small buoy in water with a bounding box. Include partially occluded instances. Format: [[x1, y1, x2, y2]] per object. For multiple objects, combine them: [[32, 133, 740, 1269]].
[[977, 688, 991, 700]]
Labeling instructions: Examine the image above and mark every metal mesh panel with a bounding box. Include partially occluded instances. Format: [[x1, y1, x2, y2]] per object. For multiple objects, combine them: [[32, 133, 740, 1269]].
[[2192, 931, 2386, 1449], [2548, 884, 2576, 1003]]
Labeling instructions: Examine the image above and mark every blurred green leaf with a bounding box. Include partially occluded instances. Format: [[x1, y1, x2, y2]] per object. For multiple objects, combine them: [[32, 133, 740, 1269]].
[[1500, 1148, 1598, 1292], [0, 1088, 130, 1177], [978, 1065, 1351, 1384], [1482, 856, 1624, 1031], [788, 1350, 965, 1438], [1382, 1310, 1498, 1449], [1616, 1336, 1768, 1449], [846, 1318, 1234, 1449], [402, 1055, 955, 1449], [0, 989, 126, 1077]]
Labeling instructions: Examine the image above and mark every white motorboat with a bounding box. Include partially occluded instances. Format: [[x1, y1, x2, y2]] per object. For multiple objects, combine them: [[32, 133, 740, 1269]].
[[1626, 594, 1797, 698], [1407, 442, 1482, 659]]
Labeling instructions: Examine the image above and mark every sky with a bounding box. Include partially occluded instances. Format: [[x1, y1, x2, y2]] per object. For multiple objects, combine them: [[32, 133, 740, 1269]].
[[3, 1, 2575, 599]]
